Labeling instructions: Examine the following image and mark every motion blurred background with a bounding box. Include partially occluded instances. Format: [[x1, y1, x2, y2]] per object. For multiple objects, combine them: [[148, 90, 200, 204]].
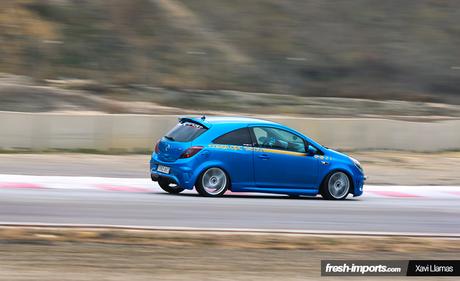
[[1, 0, 459, 117]]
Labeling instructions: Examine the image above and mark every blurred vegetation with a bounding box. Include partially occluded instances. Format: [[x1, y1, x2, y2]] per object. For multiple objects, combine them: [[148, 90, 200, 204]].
[[1, 0, 460, 104]]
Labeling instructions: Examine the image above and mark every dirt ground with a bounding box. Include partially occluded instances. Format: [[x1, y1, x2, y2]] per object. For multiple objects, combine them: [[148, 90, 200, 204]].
[[0, 151, 459, 185], [0, 227, 459, 281], [2, 244, 459, 281], [348, 150, 460, 185]]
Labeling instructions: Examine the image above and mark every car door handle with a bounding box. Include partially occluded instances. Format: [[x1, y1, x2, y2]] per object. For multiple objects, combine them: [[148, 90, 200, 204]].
[[258, 154, 270, 160]]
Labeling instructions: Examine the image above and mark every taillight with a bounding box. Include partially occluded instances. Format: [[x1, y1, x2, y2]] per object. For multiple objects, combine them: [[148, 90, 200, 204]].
[[180, 146, 203, 158], [154, 141, 160, 153]]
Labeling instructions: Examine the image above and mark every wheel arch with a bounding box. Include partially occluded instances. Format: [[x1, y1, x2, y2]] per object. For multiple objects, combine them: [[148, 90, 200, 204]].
[[192, 161, 233, 190], [320, 168, 355, 195]]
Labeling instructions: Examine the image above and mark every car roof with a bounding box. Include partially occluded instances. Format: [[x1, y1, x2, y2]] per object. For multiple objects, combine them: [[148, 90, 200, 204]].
[[181, 116, 280, 127]]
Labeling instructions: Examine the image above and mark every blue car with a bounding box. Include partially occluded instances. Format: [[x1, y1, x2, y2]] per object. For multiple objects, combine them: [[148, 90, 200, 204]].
[[150, 116, 366, 200]]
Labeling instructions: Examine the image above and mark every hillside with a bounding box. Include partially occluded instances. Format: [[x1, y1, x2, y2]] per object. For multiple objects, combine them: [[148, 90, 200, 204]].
[[1, 0, 459, 107]]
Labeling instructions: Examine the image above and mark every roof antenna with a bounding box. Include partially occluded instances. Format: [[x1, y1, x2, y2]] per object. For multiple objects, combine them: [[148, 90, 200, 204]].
[[201, 113, 206, 121]]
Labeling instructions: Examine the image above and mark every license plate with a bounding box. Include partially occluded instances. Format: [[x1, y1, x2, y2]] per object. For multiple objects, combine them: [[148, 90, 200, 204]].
[[157, 165, 170, 174]]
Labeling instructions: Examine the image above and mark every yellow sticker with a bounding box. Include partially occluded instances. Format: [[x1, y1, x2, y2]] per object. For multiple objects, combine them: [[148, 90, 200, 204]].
[[208, 144, 306, 157]]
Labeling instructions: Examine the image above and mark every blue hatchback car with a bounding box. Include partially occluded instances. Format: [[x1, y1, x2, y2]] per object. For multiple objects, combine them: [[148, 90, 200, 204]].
[[150, 116, 366, 200]]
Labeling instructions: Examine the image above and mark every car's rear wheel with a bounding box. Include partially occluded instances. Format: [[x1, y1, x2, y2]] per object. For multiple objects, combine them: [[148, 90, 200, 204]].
[[158, 177, 184, 194], [196, 167, 229, 197], [320, 171, 350, 200]]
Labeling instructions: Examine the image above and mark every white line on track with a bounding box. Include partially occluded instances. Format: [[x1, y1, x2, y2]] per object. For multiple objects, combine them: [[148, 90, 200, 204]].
[[0, 174, 459, 198]]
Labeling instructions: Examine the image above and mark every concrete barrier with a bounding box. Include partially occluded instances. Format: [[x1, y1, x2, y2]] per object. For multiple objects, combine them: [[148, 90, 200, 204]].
[[0, 111, 459, 152]]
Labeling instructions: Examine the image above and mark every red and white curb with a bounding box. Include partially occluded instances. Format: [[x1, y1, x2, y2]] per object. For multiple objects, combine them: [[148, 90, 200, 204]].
[[0, 174, 459, 199]]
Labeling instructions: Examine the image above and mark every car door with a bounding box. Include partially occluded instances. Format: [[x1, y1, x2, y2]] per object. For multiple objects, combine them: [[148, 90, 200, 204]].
[[250, 126, 318, 189], [209, 127, 254, 189]]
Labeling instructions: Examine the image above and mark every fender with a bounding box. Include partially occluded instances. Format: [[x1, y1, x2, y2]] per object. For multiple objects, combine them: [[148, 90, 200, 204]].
[[189, 160, 229, 190], [319, 168, 356, 195]]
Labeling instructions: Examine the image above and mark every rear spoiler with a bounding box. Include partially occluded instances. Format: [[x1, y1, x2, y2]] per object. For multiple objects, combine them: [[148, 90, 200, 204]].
[[178, 117, 209, 129]]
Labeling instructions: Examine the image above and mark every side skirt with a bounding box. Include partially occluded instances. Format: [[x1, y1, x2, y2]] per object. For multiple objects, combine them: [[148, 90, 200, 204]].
[[234, 187, 319, 196]]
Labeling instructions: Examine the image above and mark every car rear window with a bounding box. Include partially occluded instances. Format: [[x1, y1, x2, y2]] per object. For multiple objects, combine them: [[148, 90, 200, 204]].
[[165, 122, 207, 142]]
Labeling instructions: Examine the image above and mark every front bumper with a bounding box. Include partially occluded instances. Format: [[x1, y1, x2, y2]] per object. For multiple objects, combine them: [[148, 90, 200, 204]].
[[352, 173, 366, 197]]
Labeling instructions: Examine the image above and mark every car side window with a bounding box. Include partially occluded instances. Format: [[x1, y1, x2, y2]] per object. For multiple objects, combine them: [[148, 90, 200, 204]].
[[251, 127, 306, 153], [213, 128, 252, 146]]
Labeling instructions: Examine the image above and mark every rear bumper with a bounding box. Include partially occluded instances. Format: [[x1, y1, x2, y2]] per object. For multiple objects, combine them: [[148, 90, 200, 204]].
[[150, 154, 196, 189]]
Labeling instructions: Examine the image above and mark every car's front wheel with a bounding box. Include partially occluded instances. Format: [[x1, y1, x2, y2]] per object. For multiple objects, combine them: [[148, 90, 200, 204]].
[[195, 167, 229, 197], [320, 171, 351, 200], [158, 177, 185, 194]]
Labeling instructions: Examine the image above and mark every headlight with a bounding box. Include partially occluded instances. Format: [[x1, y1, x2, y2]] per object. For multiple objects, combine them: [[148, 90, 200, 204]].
[[350, 157, 363, 172]]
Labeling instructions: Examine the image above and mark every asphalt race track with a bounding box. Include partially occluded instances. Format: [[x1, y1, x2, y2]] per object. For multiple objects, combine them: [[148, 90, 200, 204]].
[[0, 175, 459, 236]]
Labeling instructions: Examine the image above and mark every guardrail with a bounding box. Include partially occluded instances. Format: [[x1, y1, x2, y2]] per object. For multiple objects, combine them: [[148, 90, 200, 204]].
[[1, 112, 459, 152]]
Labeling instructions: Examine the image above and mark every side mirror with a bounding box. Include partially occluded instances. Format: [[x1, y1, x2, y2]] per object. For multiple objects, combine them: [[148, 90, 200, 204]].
[[307, 145, 317, 156]]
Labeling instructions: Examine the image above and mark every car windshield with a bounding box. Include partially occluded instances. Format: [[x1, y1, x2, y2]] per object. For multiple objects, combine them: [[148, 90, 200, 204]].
[[165, 121, 207, 142]]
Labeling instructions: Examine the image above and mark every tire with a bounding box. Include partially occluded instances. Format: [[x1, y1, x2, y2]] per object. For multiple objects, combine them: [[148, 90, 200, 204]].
[[320, 171, 351, 200], [195, 167, 229, 197], [158, 177, 184, 194]]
